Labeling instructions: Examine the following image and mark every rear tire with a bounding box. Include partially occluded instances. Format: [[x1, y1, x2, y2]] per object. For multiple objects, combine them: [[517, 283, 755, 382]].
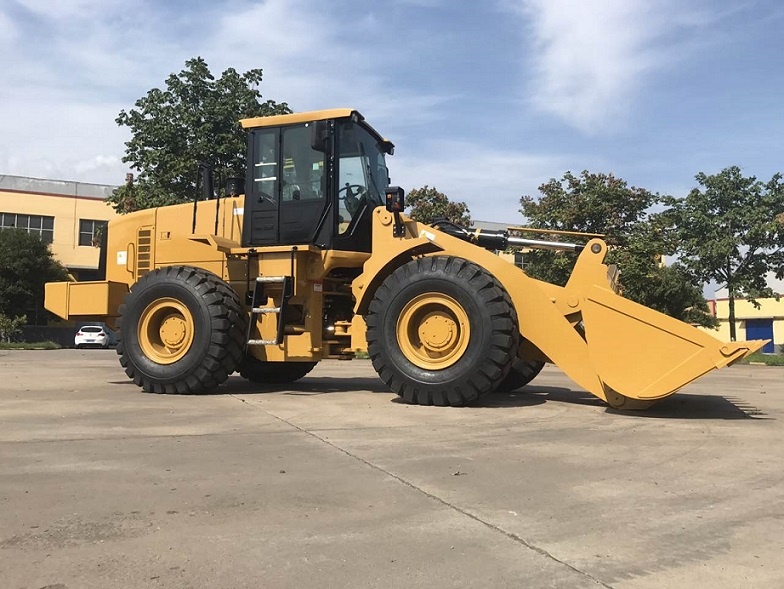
[[116, 266, 246, 394], [366, 256, 518, 406], [495, 358, 545, 392], [239, 357, 317, 384]]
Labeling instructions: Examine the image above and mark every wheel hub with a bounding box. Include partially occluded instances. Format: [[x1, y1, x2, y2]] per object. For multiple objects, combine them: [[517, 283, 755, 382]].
[[160, 314, 187, 347], [138, 298, 195, 365], [419, 312, 459, 352], [397, 293, 470, 370]]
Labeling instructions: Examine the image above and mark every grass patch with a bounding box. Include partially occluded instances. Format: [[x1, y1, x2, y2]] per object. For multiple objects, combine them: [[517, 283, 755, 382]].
[[0, 341, 62, 350], [741, 352, 784, 366]]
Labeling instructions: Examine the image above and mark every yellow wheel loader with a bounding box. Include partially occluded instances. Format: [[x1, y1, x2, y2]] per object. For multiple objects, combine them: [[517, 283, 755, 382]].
[[45, 109, 767, 408]]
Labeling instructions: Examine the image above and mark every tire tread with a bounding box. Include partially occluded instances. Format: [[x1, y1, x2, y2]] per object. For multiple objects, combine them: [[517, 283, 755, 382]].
[[116, 266, 245, 395], [366, 256, 518, 407]]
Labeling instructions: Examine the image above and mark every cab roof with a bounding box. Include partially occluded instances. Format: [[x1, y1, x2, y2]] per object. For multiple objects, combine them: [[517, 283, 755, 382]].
[[240, 108, 392, 149], [240, 108, 357, 129]]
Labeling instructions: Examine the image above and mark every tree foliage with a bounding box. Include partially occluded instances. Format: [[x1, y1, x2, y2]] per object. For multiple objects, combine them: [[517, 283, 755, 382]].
[[519, 170, 660, 287], [0, 313, 26, 343], [109, 57, 291, 213], [664, 166, 784, 338], [406, 185, 472, 226], [0, 229, 70, 324], [520, 171, 716, 327]]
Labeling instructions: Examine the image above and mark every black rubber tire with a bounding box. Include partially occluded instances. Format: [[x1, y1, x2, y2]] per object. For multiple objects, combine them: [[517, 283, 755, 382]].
[[116, 266, 246, 394], [495, 358, 545, 392], [239, 357, 317, 384], [366, 256, 518, 407]]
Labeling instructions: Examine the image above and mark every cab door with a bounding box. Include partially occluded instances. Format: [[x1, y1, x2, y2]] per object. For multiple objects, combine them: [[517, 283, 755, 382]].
[[243, 128, 280, 246], [243, 124, 329, 247], [278, 124, 328, 244]]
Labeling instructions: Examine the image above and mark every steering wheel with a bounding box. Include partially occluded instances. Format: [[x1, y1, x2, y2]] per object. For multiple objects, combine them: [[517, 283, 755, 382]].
[[338, 184, 366, 215]]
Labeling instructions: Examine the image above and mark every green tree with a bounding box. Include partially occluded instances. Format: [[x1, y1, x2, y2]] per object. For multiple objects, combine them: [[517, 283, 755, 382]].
[[0, 229, 70, 324], [0, 313, 26, 343], [520, 171, 715, 327], [109, 57, 291, 213], [406, 185, 471, 226], [665, 166, 784, 340]]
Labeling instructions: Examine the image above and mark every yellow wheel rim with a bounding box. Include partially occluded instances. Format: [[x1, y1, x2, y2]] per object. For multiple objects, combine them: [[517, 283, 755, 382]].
[[138, 298, 195, 365], [396, 293, 470, 370]]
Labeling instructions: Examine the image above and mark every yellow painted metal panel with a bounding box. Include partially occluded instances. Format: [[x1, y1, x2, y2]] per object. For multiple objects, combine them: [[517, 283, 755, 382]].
[[582, 285, 765, 400], [44, 281, 69, 319], [44, 280, 128, 319], [241, 109, 356, 129]]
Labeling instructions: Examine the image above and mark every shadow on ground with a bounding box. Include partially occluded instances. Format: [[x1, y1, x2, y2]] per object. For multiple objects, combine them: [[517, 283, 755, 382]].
[[480, 386, 588, 409], [495, 385, 768, 420], [111, 375, 768, 420], [607, 393, 769, 420], [218, 375, 392, 396]]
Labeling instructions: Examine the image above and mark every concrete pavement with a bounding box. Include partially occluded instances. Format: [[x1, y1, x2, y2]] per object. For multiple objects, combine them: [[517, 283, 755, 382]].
[[0, 350, 782, 588]]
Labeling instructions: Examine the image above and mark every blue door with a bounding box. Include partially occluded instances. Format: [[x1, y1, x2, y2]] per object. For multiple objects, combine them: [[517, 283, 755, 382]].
[[745, 319, 775, 353]]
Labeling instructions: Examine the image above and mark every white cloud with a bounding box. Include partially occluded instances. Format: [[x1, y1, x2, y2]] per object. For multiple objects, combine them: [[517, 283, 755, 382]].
[[394, 0, 447, 6], [515, 0, 704, 133], [204, 0, 450, 129], [0, 94, 130, 184], [13, 0, 126, 18], [393, 140, 565, 221], [0, 0, 454, 186], [0, 10, 17, 45], [713, 272, 784, 299], [206, 0, 374, 96], [73, 154, 124, 177]]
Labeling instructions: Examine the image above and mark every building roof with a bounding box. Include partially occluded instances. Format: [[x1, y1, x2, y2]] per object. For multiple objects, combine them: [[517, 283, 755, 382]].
[[0, 174, 117, 200], [471, 220, 509, 232]]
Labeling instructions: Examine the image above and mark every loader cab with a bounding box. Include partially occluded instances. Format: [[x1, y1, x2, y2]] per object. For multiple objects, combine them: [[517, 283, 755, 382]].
[[241, 109, 393, 252]]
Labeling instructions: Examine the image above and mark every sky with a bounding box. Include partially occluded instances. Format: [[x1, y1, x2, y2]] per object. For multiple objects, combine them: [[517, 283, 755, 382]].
[[1, 0, 784, 228]]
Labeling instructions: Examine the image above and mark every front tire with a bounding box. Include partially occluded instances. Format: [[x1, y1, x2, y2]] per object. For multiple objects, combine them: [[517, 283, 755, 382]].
[[495, 358, 545, 392], [366, 256, 518, 406], [116, 266, 246, 394]]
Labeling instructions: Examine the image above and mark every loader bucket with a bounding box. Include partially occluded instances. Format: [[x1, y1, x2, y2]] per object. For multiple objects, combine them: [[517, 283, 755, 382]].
[[554, 239, 768, 409], [581, 284, 767, 408]]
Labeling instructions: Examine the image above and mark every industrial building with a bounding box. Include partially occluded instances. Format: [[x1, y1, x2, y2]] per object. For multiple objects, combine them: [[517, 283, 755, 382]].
[[709, 281, 783, 353], [0, 174, 119, 280]]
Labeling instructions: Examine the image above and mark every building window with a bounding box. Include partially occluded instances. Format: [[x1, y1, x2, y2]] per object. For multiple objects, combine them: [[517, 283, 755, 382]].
[[0, 212, 54, 244], [79, 219, 107, 247]]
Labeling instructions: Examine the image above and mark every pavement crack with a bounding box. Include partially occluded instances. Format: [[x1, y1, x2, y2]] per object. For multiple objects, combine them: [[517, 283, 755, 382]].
[[260, 407, 613, 588]]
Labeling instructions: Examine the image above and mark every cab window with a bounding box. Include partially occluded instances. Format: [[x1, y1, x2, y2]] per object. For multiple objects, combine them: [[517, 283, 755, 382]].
[[281, 124, 325, 202], [337, 122, 388, 234], [251, 130, 278, 203]]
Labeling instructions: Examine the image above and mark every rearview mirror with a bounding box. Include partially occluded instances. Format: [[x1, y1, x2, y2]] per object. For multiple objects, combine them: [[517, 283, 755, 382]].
[[385, 186, 405, 212]]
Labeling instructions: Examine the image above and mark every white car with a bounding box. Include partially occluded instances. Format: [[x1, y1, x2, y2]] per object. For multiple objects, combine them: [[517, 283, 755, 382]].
[[74, 325, 110, 349]]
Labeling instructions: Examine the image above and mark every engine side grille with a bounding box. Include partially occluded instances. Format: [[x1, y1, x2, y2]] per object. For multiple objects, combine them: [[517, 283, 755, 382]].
[[136, 227, 153, 277]]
